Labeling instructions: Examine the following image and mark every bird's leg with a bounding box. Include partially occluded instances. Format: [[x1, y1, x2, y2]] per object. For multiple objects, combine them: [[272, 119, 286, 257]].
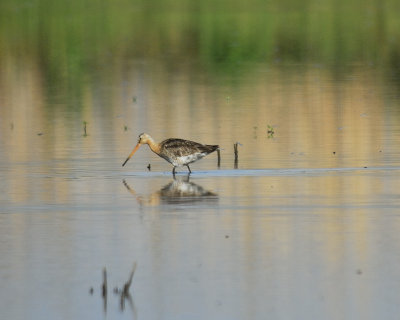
[[172, 167, 176, 176], [186, 165, 192, 174], [183, 173, 190, 182]]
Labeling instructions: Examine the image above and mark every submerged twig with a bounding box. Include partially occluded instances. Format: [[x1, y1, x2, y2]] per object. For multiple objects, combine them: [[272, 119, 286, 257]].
[[102, 267, 108, 313], [83, 121, 88, 137], [102, 267, 108, 298]]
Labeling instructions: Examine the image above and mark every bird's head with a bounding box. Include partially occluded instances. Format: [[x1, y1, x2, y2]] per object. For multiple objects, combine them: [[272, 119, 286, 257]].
[[122, 133, 154, 167]]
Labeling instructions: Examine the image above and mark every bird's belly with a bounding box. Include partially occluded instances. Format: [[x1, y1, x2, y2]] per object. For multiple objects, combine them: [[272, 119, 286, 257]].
[[171, 153, 206, 167]]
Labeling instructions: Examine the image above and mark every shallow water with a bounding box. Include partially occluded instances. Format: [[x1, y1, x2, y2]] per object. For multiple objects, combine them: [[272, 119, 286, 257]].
[[2, 3, 400, 319], [2, 164, 400, 320]]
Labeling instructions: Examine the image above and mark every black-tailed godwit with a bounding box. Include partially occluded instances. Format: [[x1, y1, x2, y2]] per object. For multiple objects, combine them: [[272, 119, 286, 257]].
[[122, 133, 219, 174]]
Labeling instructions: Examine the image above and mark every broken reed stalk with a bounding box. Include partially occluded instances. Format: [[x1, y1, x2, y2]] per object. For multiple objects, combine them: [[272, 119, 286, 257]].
[[120, 263, 137, 311], [234, 142, 239, 169], [217, 149, 221, 168], [91, 264, 138, 314], [123, 263, 137, 296]]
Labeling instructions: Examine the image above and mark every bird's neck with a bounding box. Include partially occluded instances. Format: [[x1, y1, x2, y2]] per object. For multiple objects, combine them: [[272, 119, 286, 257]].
[[146, 139, 161, 154]]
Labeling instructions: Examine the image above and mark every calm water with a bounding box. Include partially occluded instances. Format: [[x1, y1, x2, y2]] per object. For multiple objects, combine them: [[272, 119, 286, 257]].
[[2, 62, 400, 320], [2, 1, 400, 320]]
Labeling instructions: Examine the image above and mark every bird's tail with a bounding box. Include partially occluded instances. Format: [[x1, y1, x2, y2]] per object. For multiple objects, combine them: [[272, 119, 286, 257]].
[[206, 145, 219, 153]]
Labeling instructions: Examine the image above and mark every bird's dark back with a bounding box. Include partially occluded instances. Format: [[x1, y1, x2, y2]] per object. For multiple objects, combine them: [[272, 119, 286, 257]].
[[161, 138, 219, 157]]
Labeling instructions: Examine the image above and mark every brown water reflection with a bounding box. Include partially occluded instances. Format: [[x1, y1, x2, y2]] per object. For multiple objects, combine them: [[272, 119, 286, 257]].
[[2, 62, 400, 172]]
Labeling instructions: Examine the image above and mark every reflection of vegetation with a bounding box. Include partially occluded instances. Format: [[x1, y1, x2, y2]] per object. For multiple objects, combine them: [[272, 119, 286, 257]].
[[1, 0, 400, 97]]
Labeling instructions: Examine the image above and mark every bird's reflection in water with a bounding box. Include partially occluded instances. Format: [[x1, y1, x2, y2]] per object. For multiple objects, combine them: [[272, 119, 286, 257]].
[[123, 174, 218, 206]]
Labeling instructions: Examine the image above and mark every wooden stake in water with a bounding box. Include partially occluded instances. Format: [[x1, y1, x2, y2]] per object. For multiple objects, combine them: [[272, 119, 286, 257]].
[[234, 142, 239, 169]]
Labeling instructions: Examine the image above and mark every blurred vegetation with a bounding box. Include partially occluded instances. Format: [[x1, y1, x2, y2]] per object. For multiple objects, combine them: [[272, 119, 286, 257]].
[[1, 0, 400, 83]]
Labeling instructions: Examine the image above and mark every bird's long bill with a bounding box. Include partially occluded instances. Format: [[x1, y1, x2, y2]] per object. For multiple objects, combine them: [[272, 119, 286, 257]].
[[122, 143, 141, 167]]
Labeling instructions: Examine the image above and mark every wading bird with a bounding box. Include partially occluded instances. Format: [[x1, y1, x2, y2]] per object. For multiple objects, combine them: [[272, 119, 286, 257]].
[[122, 133, 219, 175]]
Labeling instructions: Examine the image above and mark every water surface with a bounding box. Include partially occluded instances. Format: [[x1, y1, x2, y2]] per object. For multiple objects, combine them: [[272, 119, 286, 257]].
[[1, 1, 400, 319]]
